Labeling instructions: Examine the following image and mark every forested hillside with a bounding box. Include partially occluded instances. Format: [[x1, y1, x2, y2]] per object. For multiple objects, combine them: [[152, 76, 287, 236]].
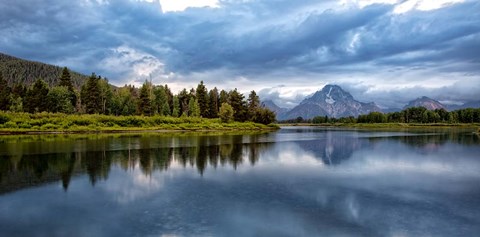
[[0, 53, 88, 88], [0, 56, 276, 125]]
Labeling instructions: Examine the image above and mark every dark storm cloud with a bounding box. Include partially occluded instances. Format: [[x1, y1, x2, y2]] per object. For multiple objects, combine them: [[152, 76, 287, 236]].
[[0, 0, 479, 107]]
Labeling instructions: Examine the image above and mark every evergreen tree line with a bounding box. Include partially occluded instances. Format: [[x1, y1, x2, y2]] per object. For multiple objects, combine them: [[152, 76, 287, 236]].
[[0, 68, 276, 124], [295, 107, 480, 124], [356, 107, 480, 124]]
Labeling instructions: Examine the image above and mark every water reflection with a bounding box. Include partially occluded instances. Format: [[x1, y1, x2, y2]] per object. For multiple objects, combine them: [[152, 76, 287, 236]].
[[0, 128, 480, 236], [0, 133, 273, 193]]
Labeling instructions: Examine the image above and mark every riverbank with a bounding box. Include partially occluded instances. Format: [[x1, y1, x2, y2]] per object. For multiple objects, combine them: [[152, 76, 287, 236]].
[[0, 112, 279, 135], [280, 122, 480, 130]]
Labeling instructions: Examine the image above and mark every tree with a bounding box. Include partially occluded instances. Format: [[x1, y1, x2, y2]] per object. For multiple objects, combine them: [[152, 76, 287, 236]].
[[228, 89, 247, 122], [24, 78, 49, 113], [172, 96, 180, 117], [58, 67, 77, 108], [219, 103, 234, 123], [208, 87, 219, 118], [98, 78, 112, 114], [9, 96, 23, 112], [111, 86, 136, 116], [196, 81, 209, 117], [247, 90, 260, 111], [188, 97, 200, 117], [47, 86, 74, 113], [81, 73, 102, 114], [219, 90, 228, 105], [252, 107, 276, 125], [178, 89, 190, 116], [162, 100, 171, 116], [153, 86, 167, 115], [0, 74, 11, 111], [138, 81, 153, 116], [164, 84, 173, 112]]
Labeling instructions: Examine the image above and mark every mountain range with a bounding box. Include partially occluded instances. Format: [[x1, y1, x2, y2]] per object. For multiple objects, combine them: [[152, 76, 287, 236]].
[[264, 86, 480, 120]]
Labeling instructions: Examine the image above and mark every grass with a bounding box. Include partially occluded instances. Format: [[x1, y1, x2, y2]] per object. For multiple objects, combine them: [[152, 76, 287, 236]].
[[0, 111, 279, 134]]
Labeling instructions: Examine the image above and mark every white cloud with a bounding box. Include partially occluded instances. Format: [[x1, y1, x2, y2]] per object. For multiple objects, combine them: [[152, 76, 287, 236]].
[[394, 0, 466, 14], [340, 0, 466, 13], [159, 0, 219, 12], [99, 46, 166, 85]]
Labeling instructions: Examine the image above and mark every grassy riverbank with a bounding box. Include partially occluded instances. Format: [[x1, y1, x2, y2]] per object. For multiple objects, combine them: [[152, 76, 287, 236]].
[[0, 112, 279, 134]]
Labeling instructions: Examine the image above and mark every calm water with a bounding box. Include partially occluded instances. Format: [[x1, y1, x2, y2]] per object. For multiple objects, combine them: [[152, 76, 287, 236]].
[[1, 127, 480, 237]]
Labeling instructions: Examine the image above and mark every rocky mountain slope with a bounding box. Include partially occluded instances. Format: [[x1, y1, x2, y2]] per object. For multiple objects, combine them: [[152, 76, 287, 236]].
[[403, 96, 446, 110], [261, 100, 289, 117], [281, 85, 381, 119]]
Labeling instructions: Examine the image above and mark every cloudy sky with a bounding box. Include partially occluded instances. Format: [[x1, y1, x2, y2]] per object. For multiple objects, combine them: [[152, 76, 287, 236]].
[[0, 0, 479, 108]]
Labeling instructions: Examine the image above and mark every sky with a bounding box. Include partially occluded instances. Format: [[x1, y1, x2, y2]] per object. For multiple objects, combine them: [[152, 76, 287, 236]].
[[0, 0, 479, 108]]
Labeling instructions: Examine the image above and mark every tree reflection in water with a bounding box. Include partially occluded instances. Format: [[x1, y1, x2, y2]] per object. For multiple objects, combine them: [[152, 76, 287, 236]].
[[0, 133, 273, 193], [0, 129, 478, 194]]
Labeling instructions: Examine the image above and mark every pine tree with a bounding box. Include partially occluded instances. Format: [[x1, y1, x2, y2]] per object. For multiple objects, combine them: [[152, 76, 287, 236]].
[[0, 74, 11, 111], [172, 96, 180, 117], [219, 90, 228, 105], [208, 87, 219, 118], [58, 67, 77, 109], [59, 67, 73, 88], [164, 84, 173, 112], [24, 78, 49, 113], [247, 90, 260, 117], [188, 97, 200, 117], [81, 73, 102, 114], [196, 81, 209, 118], [138, 81, 152, 116], [153, 86, 167, 115], [162, 100, 171, 116], [178, 89, 190, 116], [228, 88, 247, 122], [98, 78, 113, 114]]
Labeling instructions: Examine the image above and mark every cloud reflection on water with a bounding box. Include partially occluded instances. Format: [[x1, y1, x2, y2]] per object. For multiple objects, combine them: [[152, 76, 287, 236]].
[[0, 129, 479, 236]]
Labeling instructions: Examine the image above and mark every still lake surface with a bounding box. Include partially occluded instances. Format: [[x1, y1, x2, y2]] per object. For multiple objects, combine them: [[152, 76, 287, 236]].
[[0, 127, 479, 237]]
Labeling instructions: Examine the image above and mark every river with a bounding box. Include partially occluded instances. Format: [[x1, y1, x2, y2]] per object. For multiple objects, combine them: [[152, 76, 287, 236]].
[[1, 127, 479, 236]]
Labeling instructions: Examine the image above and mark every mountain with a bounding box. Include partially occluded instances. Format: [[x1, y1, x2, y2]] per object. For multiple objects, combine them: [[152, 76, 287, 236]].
[[281, 85, 381, 119], [261, 100, 289, 117], [403, 96, 446, 110], [0, 52, 88, 89]]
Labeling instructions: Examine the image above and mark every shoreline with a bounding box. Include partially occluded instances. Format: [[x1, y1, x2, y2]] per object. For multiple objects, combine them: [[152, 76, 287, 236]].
[[0, 112, 279, 136], [279, 123, 480, 130], [0, 126, 279, 136]]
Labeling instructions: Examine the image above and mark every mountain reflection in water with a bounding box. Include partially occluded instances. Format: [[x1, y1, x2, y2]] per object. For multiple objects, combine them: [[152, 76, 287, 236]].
[[0, 128, 479, 237]]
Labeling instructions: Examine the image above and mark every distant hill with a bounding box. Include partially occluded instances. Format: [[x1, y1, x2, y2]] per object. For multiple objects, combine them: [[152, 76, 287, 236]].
[[403, 96, 446, 110], [261, 100, 288, 118], [281, 85, 381, 119], [0, 52, 89, 89]]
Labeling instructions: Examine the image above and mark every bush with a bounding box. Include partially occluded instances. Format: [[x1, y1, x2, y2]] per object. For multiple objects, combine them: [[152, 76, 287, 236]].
[[219, 103, 234, 123], [4, 121, 18, 128], [0, 114, 9, 124]]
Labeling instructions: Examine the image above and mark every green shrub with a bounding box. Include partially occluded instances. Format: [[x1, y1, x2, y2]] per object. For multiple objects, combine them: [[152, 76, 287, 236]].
[[41, 123, 58, 130], [0, 114, 9, 124], [4, 121, 18, 128], [18, 123, 32, 129]]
